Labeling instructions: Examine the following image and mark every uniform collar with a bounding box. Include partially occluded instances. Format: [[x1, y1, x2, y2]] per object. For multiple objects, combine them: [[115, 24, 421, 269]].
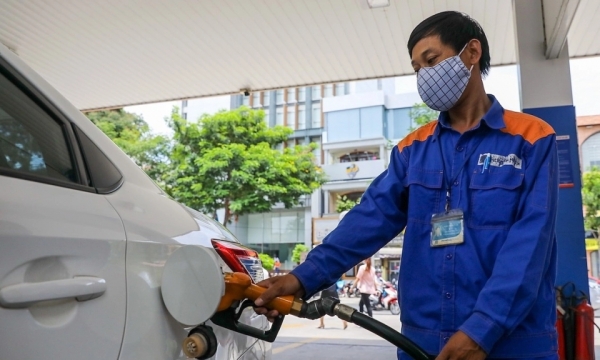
[[436, 94, 505, 131]]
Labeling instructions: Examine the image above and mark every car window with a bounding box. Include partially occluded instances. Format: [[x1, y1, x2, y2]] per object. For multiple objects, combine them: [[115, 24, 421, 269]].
[[0, 71, 77, 183]]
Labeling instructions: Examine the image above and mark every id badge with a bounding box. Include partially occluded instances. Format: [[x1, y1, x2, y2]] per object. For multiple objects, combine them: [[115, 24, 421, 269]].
[[430, 209, 464, 247]]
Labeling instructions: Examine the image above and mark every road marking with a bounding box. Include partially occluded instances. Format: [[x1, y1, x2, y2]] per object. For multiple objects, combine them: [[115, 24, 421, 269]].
[[272, 337, 319, 355]]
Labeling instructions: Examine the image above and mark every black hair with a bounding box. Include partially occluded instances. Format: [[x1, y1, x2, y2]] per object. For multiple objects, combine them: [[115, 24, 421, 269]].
[[407, 11, 491, 76]]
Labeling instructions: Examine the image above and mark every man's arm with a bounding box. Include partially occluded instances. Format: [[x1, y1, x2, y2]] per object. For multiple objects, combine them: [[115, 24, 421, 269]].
[[458, 134, 559, 354], [290, 146, 410, 298]]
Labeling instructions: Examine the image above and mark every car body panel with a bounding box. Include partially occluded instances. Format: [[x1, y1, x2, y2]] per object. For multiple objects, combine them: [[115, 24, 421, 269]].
[[0, 176, 127, 359]]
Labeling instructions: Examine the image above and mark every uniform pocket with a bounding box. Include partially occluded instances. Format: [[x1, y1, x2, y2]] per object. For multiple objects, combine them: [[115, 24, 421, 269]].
[[468, 168, 524, 229], [405, 167, 443, 223]]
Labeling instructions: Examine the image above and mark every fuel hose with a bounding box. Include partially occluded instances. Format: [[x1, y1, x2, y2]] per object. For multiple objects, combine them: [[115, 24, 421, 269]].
[[349, 311, 434, 360]]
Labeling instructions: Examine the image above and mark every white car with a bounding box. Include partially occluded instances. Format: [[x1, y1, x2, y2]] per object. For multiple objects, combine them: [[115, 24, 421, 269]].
[[0, 42, 270, 359]]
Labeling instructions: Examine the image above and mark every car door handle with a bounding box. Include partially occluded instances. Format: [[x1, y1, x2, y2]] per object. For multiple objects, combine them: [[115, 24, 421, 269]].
[[0, 276, 106, 308]]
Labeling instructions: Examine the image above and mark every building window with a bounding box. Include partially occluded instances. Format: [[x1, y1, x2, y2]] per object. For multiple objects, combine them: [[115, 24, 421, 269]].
[[335, 83, 347, 96], [263, 91, 270, 107], [242, 96, 250, 106], [386, 107, 412, 140], [298, 105, 306, 130], [311, 103, 321, 128], [182, 100, 188, 107], [287, 89, 296, 103], [263, 109, 270, 125], [287, 139, 295, 149], [298, 88, 306, 102], [276, 90, 284, 105], [310, 136, 322, 165], [286, 106, 296, 129], [324, 84, 334, 98], [252, 92, 261, 107], [247, 211, 305, 245], [276, 107, 284, 126], [312, 86, 321, 100], [583, 133, 600, 171]]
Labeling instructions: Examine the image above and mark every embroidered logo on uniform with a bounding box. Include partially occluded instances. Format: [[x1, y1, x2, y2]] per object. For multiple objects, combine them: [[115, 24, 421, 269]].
[[477, 153, 522, 169]]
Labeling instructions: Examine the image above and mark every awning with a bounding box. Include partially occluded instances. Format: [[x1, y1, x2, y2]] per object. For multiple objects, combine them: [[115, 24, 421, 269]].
[[1, 0, 598, 110]]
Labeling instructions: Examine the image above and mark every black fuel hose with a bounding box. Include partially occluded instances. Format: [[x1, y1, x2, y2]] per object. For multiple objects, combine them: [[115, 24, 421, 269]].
[[298, 298, 434, 360], [350, 311, 434, 360]]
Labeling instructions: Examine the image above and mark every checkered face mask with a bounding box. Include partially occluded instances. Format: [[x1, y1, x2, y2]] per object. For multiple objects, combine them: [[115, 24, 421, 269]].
[[417, 44, 473, 111]]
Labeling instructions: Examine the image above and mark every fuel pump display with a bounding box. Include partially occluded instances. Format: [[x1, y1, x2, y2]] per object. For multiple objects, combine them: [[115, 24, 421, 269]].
[[183, 272, 434, 360]]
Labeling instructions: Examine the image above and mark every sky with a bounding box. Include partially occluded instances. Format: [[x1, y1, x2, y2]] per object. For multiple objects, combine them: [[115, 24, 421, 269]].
[[125, 56, 600, 137]]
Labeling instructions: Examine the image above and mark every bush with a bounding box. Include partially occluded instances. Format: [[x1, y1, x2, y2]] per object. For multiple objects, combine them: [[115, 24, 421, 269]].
[[292, 244, 309, 264], [259, 253, 274, 270]]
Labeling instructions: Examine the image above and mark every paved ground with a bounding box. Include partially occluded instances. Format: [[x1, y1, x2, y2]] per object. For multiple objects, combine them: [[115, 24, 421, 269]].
[[271, 296, 600, 359]]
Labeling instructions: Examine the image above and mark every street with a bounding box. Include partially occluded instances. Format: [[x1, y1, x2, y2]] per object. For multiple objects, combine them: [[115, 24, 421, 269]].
[[271, 296, 600, 359]]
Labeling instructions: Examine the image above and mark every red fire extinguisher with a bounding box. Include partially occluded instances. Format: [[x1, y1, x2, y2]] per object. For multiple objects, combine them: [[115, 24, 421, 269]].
[[557, 307, 567, 360], [574, 296, 595, 360]]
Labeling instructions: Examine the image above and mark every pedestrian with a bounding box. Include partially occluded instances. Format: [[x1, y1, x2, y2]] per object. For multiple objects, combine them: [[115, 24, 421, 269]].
[[317, 281, 348, 330], [355, 258, 376, 317], [255, 11, 558, 360], [273, 256, 281, 275]]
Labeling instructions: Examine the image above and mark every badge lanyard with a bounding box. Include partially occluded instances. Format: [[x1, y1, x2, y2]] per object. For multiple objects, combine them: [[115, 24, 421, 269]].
[[437, 131, 484, 212]]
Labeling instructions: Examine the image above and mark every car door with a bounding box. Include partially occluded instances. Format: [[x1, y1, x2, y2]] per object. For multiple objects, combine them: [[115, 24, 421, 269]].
[[0, 64, 127, 359]]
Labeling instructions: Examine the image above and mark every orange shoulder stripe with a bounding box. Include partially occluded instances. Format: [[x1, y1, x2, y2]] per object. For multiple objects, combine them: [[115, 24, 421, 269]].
[[397, 121, 438, 152], [500, 110, 555, 145]]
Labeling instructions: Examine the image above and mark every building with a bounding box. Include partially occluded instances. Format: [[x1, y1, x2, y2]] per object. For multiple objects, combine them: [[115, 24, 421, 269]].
[[312, 78, 422, 281]]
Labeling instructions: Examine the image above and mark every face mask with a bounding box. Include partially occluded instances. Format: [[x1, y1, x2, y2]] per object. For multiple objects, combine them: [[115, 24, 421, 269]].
[[417, 43, 473, 111]]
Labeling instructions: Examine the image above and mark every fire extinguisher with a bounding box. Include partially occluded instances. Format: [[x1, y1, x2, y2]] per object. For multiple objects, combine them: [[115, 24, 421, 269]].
[[574, 293, 595, 360], [557, 307, 567, 360]]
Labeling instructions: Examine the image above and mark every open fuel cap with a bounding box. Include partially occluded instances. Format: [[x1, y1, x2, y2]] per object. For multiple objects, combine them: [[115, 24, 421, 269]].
[[161, 245, 224, 326]]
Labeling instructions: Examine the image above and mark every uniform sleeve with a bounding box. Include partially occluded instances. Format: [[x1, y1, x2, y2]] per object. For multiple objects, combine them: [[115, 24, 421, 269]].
[[459, 134, 558, 354], [291, 146, 409, 298]]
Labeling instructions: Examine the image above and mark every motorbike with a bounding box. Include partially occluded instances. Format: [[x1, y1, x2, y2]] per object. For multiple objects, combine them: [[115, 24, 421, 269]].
[[369, 281, 400, 315], [343, 281, 361, 297]]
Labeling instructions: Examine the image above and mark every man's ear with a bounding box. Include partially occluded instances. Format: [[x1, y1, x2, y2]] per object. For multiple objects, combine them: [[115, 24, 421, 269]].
[[465, 39, 482, 68]]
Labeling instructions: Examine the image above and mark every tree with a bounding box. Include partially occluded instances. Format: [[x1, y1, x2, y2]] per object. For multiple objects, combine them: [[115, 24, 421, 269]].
[[582, 168, 600, 231], [292, 244, 309, 264], [336, 194, 361, 213], [408, 102, 439, 131], [86, 109, 170, 184], [259, 253, 274, 271], [167, 106, 327, 225]]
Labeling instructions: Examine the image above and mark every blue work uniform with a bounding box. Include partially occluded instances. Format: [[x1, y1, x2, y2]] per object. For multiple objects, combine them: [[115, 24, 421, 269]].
[[291, 95, 559, 359]]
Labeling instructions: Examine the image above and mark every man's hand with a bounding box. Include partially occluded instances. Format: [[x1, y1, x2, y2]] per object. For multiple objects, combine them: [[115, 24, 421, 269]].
[[436, 331, 486, 360], [254, 274, 305, 320]]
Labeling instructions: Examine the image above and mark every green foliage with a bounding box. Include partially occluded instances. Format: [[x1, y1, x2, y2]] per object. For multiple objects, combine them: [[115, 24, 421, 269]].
[[408, 103, 439, 131], [292, 244, 309, 264], [336, 194, 361, 213], [167, 106, 327, 225], [582, 168, 600, 230], [86, 109, 170, 185], [259, 253, 274, 271]]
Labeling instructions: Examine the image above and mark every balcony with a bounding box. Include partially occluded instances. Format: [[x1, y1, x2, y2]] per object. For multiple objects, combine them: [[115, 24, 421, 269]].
[[321, 159, 385, 182]]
